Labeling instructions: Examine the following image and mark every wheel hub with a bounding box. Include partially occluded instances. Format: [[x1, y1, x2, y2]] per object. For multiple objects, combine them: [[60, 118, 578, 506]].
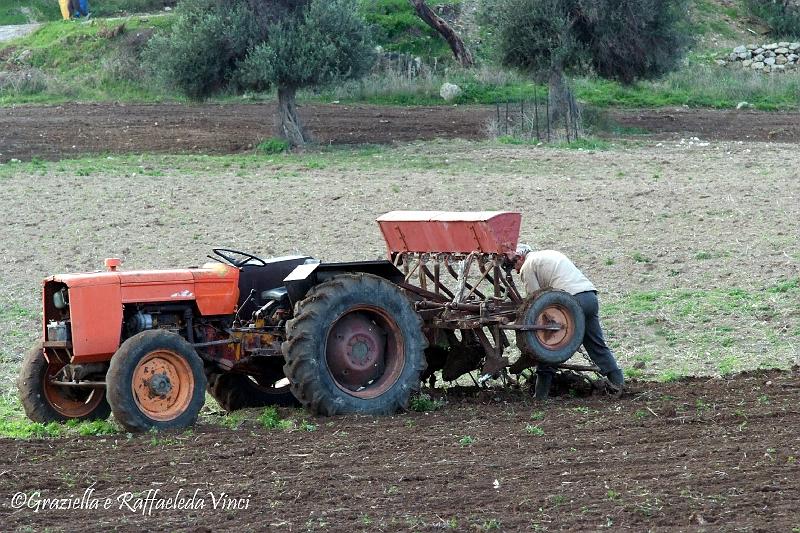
[[326, 313, 386, 390], [536, 306, 571, 348], [132, 350, 194, 422], [148, 373, 172, 396]]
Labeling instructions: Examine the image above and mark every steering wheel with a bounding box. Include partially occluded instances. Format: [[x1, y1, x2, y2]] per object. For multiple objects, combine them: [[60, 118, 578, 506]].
[[212, 248, 268, 268]]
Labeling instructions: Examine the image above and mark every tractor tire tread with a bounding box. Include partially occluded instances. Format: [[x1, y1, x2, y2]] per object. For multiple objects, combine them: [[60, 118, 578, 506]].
[[17, 339, 111, 423], [282, 273, 426, 416]]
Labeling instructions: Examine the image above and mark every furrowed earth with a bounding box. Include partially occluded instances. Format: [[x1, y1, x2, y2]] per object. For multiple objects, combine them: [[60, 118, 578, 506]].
[[0, 105, 798, 531]]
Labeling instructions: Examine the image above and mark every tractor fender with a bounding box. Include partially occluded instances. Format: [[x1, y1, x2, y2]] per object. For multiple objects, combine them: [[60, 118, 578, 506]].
[[283, 260, 404, 307]]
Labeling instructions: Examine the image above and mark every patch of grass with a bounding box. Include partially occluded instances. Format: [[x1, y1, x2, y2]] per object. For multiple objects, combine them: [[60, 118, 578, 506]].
[[72, 419, 118, 436], [659, 370, 681, 383], [0, 394, 121, 438], [631, 252, 651, 263], [358, 0, 457, 60], [149, 432, 179, 446], [553, 137, 611, 150], [603, 282, 799, 375], [257, 138, 290, 155], [607, 489, 621, 501], [624, 367, 644, 379], [458, 435, 475, 447], [259, 406, 294, 430], [299, 419, 318, 432], [0, 418, 63, 439], [219, 413, 244, 430], [0, 17, 175, 106], [524, 424, 545, 436], [480, 519, 501, 531], [768, 278, 799, 294], [694, 251, 713, 260], [530, 410, 545, 421], [574, 65, 800, 111], [409, 393, 445, 412], [497, 135, 610, 150], [718, 355, 739, 376]]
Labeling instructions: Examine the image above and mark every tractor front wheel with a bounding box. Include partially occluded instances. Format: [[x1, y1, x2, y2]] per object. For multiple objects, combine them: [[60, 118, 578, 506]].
[[282, 273, 427, 416], [17, 339, 111, 423], [107, 330, 206, 432]]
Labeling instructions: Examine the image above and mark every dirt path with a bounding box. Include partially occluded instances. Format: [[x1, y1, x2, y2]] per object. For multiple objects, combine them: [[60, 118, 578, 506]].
[[0, 23, 40, 43], [1, 369, 798, 531], [2, 103, 800, 162]]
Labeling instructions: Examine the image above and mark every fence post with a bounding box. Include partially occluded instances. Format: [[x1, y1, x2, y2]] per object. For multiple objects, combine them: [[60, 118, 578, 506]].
[[545, 94, 550, 143], [533, 88, 540, 141], [571, 92, 579, 140]]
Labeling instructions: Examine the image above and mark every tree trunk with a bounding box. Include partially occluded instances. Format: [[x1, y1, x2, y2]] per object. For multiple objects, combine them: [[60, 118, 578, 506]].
[[547, 67, 575, 126], [277, 85, 308, 147], [408, 0, 474, 68]]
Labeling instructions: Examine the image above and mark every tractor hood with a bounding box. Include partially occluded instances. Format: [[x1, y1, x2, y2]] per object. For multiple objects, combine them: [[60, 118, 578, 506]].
[[43, 262, 242, 363]]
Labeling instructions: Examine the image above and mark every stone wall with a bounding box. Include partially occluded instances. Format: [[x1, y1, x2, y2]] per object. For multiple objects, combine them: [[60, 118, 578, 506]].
[[716, 42, 800, 73]]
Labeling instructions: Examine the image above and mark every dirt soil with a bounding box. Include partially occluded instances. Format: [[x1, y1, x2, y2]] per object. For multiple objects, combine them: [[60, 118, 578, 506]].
[[1, 369, 799, 531], [0, 105, 798, 531], [0, 103, 493, 162], [2, 103, 800, 162]]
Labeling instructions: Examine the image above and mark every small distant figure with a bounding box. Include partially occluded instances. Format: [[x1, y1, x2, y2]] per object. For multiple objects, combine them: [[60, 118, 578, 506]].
[[58, 0, 72, 20], [71, 0, 90, 18]]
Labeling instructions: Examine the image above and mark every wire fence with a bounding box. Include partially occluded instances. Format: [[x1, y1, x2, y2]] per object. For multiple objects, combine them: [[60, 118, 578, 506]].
[[491, 88, 582, 143]]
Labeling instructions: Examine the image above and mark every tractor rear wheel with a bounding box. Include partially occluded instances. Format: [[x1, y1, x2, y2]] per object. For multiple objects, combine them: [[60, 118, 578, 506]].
[[207, 364, 298, 412], [107, 330, 206, 432], [17, 339, 111, 423], [517, 290, 586, 365], [282, 273, 427, 416]]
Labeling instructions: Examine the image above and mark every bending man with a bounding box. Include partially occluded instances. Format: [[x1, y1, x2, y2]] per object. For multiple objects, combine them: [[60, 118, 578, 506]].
[[513, 245, 624, 398]]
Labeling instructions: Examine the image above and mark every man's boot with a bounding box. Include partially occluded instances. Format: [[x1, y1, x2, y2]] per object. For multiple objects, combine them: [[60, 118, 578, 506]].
[[534, 371, 553, 400], [606, 369, 625, 390]]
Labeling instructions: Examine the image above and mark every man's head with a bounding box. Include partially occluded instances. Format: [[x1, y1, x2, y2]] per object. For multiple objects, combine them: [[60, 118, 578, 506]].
[[512, 243, 532, 272]]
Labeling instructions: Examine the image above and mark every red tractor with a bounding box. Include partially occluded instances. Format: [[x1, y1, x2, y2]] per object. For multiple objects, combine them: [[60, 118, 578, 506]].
[[18, 212, 590, 431]]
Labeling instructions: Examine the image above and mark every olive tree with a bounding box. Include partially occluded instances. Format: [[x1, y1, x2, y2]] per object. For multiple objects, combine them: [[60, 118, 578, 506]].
[[482, 0, 690, 120], [146, 0, 375, 146]]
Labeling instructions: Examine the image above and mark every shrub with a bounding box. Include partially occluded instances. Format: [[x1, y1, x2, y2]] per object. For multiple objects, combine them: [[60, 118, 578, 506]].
[[258, 138, 290, 154], [744, 0, 800, 38]]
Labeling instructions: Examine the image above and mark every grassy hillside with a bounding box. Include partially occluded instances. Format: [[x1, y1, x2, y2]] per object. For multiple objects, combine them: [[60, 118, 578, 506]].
[[0, 0, 173, 25], [1, 0, 798, 110]]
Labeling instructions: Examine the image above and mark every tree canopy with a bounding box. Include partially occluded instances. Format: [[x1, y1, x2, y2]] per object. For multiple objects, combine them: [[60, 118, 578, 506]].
[[146, 0, 375, 145], [482, 0, 691, 119], [484, 0, 691, 83]]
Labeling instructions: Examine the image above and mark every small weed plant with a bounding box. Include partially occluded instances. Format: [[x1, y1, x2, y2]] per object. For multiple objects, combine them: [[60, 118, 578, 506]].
[[259, 407, 295, 430], [409, 393, 445, 412], [258, 138, 290, 155], [525, 424, 545, 436]]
